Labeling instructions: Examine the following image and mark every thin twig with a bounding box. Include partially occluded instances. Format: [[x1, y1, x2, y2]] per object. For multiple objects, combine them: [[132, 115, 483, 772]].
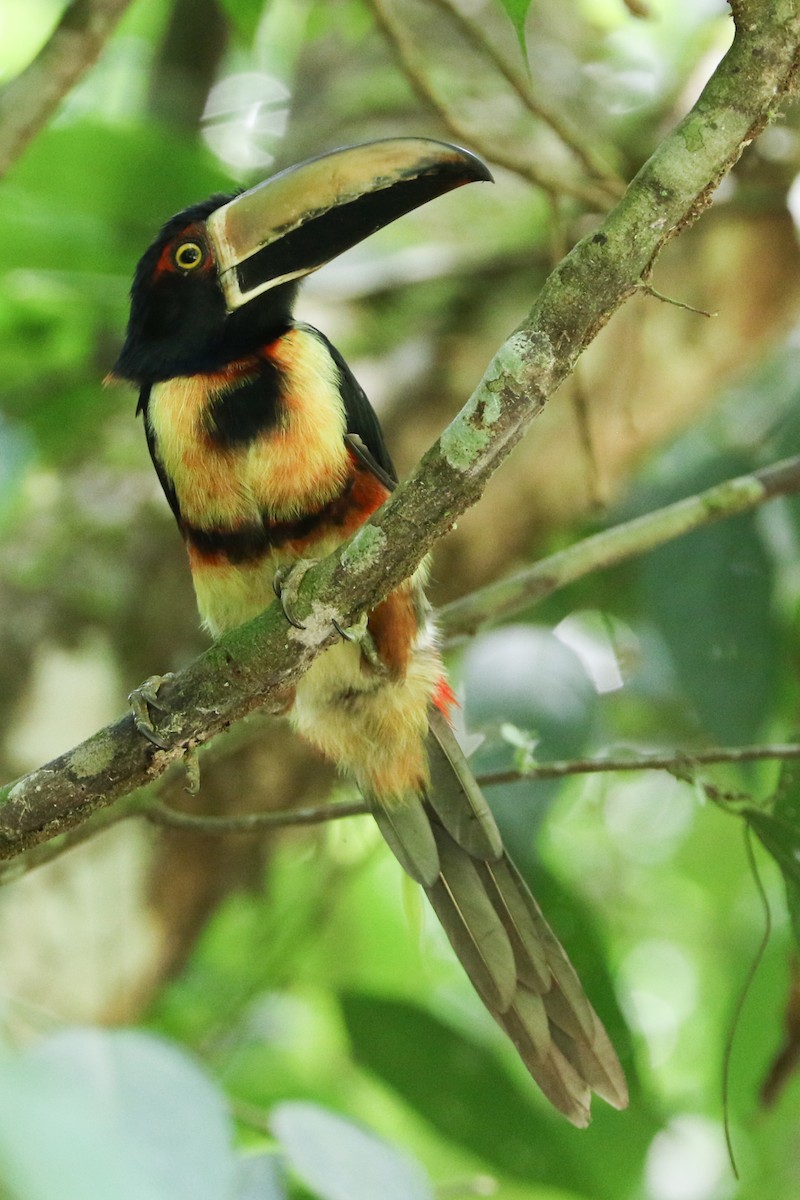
[[0, 0, 134, 178], [132, 743, 800, 841], [570, 366, 606, 510], [2, 739, 797, 877], [640, 282, 717, 318], [426, 0, 623, 193], [722, 827, 772, 1178], [477, 743, 800, 788], [366, 0, 614, 208], [142, 797, 368, 834]]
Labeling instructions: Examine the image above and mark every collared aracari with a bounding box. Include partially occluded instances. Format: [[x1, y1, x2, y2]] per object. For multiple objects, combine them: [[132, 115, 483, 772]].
[[113, 138, 627, 1126]]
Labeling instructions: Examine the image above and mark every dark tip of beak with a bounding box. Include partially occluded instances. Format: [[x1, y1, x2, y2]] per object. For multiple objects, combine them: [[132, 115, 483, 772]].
[[458, 149, 494, 185]]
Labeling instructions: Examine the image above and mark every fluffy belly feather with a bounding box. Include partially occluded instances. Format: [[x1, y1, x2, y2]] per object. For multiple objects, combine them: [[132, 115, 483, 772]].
[[291, 619, 441, 803]]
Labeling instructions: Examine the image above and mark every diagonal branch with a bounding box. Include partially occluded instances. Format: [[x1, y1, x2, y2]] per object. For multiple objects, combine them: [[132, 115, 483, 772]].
[[3, 442, 798, 862], [0, 4, 798, 861], [440, 455, 800, 639], [0, 0, 134, 178]]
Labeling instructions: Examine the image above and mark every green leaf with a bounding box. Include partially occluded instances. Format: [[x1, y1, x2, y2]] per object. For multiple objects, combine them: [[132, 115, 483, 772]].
[[464, 625, 597, 762], [1, 122, 235, 273], [0, 1029, 235, 1200], [218, 0, 268, 43], [463, 624, 596, 848], [341, 993, 653, 1197], [496, 0, 532, 55], [271, 1102, 433, 1200]]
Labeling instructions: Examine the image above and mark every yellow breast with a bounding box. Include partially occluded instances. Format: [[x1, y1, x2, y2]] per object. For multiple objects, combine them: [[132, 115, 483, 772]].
[[147, 326, 350, 528]]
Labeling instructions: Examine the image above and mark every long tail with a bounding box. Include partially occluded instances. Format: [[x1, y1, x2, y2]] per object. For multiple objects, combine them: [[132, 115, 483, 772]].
[[369, 707, 628, 1127]]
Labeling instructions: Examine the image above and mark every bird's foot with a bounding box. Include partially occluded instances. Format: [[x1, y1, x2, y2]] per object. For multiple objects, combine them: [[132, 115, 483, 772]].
[[128, 673, 176, 750], [273, 560, 318, 630], [333, 612, 386, 674], [273, 563, 385, 671]]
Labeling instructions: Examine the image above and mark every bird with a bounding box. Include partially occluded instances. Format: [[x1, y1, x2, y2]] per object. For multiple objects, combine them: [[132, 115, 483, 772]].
[[112, 138, 627, 1126]]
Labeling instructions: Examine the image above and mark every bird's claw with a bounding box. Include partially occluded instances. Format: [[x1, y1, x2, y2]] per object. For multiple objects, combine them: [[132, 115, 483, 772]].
[[273, 560, 318, 630], [332, 617, 355, 641], [128, 673, 176, 750], [273, 564, 385, 672], [333, 613, 386, 673]]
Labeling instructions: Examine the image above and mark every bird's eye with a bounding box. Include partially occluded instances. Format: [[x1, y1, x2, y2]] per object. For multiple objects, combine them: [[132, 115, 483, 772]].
[[174, 242, 204, 271]]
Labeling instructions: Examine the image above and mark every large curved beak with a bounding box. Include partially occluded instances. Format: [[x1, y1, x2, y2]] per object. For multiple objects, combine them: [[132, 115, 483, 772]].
[[206, 138, 492, 311]]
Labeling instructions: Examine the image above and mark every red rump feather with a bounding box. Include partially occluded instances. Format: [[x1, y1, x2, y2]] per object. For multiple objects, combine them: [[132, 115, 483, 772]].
[[432, 676, 458, 722]]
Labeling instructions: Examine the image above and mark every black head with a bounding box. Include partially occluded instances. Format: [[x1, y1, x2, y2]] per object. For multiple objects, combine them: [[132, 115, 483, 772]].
[[113, 195, 297, 384], [114, 140, 491, 385]]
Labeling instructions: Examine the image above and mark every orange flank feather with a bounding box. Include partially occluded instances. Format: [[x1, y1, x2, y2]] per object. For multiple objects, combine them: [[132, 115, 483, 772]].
[[339, 451, 391, 530], [366, 585, 420, 680]]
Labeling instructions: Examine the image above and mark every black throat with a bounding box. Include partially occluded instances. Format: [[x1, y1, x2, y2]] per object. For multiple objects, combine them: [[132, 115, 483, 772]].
[[113, 191, 299, 385]]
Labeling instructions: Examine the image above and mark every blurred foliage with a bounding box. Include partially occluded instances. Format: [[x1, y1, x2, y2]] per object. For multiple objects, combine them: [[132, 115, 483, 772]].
[[2, 0, 800, 1198]]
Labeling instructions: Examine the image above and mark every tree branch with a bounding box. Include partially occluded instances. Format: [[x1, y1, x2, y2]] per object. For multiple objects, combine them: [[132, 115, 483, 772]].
[[1, 4, 797, 861], [140, 740, 800, 822], [440, 454, 800, 639], [5, 739, 795, 886], [2, 449, 797, 863], [0, 0, 134, 178], [478, 743, 800, 788], [0, 802, 139, 886], [142, 797, 368, 833]]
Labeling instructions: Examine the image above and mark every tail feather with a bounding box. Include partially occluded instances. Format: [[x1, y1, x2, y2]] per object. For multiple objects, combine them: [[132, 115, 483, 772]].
[[526, 905, 595, 1040], [537, 971, 595, 1045], [550, 1013, 629, 1110], [477, 858, 551, 991], [427, 827, 517, 1010], [426, 709, 503, 859], [368, 793, 440, 887], [372, 713, 628, 1126], [498, 995, 592, 1127]]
